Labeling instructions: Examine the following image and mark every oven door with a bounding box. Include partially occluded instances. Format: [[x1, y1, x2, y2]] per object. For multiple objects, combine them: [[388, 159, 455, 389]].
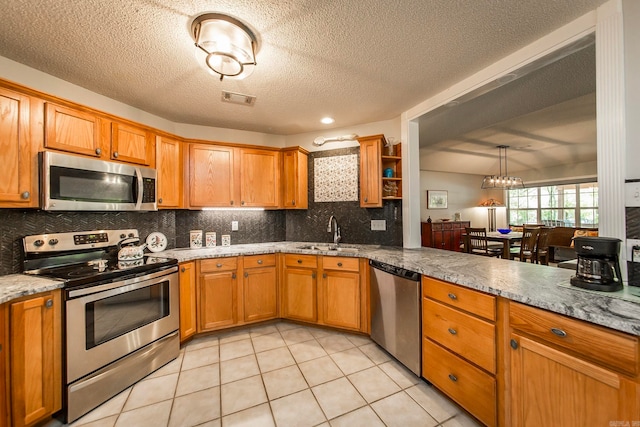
[[66, 268, 178, 383]]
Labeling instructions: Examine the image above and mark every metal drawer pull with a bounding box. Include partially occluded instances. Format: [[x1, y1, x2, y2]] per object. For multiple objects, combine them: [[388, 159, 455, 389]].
[[510, 339, 519, 350], [447, 293, 457, 300], [232, 273, 236, 279], [448, 328, 457, 335], [550, 328, 567, 338], [337, 262, 343, 267], [216, 263, 223, 268], [244, 272, 249, 278], [323, 273, 327, 278], [257, 259, 263, 264], [180, 267, 185, 273], [297, 259, 303, 264], [45, 299, 53, 308], [448, 374, 458, 382]]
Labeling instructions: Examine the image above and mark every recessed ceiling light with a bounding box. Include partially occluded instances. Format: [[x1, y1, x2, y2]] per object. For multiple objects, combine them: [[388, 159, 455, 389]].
[[321, 117, 335, 124]]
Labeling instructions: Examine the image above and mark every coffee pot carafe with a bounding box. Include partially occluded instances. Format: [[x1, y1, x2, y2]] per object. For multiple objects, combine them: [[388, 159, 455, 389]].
[[570, 236, 622, 292]]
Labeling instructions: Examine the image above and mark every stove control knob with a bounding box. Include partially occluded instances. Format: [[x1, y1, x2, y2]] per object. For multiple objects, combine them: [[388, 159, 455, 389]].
[[33, 240, 44, 247], [120, 234, 127, 239], [48, 239, 59, 246], [128, 233, 135, 238]]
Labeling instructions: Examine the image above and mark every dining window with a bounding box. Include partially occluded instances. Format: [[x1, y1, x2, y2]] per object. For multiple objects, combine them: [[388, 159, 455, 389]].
[[507, 182, 598, 227]]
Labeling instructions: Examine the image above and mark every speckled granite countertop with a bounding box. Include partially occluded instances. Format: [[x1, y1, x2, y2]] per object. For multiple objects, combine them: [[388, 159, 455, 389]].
[[2, 242, 639, 336]]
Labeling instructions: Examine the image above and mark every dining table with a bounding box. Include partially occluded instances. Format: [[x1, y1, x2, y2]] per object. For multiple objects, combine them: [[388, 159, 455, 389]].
[[485, 231, 523, 259]]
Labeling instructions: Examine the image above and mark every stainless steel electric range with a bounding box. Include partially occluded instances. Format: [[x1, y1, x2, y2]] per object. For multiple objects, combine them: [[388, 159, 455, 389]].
[[23, 229, 179, 423]]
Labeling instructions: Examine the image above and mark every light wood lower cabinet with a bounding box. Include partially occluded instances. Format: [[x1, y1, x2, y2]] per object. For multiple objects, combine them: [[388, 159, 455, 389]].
[[243, 255, 278, 322], [8, 290, 62, 427], [179, 262, 197, 343], [508, 301, 639, 427], [422, 276, 497, 426], [281, 255, 318, 323], [320, 257, 361, 331], [0, 303, 7, 427], [198, 258, 238, 331]]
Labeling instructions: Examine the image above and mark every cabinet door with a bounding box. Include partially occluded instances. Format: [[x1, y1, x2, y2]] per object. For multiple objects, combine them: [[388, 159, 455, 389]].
[[322, 270, 361, 330], [156, 136, 183, 208], [240, 148, 280, 207], [179, 262, 197, 343], [0, 88, 34, 206], [10, 291, 61, 427], [243, 266, 277, 322], [432, 230, 446, 250], [282, 148, 308, 209], [510, 334, 637, 427], [0, 303, 7, 427], [358, 137, 382, 207], [44, 103, 105, 158], [189, 144, 238, 207], [282, 267, 317, 322], [199, 271, 237, 331], [111, 122, 154, 166]]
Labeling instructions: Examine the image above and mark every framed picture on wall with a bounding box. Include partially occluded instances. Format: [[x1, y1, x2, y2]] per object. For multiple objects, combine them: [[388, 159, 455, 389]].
[[427, 190, 448, 209]]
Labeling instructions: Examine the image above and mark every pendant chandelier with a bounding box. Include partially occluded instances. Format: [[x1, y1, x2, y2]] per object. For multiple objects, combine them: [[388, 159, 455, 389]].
[[481, 145, 525, 189], [191, 13, 259, 81]]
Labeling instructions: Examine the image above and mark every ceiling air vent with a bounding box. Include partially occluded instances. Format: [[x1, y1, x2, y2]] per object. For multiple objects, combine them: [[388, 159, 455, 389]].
[[221, 91, 256, 106]]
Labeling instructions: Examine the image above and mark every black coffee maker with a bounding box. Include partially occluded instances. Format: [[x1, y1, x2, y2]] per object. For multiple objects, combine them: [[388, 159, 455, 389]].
[[570, 236, 623, 292]]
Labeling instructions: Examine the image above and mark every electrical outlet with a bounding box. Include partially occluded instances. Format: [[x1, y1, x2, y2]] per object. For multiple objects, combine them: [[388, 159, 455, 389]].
[[371, 220, 386, 231], [231, 221, 239, 231], [627, 239, 640, 262]]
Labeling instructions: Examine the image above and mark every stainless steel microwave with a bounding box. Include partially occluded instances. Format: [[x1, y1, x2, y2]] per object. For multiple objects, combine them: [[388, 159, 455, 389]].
[[40, 151, 157, 211]]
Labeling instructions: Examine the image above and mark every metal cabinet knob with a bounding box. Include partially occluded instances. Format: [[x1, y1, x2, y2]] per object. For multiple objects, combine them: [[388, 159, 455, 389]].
[[312, 273, 316, 279], [448, 374, 458, 382], [337, 262, 343, 267], [95, 148, 102, 155], [216, 263, 223, 268], [241, 201, 245, 205], [21, 191, 30, 199], [364, 197, 368, 203], [158, 198, 163, 204], [230, 200, 234, 205], [510, 339, 519, 350], [297, 259, 302, 264], [113, 151, 119, 158], [257, 259, 263, 264], [45, 299, 53, 308], [181, 267, 186, 273], [244, 272, 249, 278], [448, 328, 457, 335], [323, 273, 327, 278], [232, 273, 236, 279], [291, 200, 295, 205], [447, 293, 457, 300]]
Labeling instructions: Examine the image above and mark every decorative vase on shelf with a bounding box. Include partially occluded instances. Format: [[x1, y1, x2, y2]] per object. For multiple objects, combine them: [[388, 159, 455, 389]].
[[427, 216, 432, 223]]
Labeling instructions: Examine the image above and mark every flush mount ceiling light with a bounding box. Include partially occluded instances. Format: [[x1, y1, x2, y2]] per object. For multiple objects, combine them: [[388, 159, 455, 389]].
[[481, 145, 525, 189], [321, 117, 335, 124], [191, 13, 258, 81]]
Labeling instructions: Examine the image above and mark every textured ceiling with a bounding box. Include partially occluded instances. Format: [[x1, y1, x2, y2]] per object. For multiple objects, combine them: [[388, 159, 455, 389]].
[[0, 0, 606, 136]]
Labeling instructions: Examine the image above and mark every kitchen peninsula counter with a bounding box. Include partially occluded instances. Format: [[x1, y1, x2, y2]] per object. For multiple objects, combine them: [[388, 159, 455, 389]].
[[2, 242, 639, 335]]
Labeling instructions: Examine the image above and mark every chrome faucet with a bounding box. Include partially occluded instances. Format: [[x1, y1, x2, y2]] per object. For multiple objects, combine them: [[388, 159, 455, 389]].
[[327, 215, 341, 246]]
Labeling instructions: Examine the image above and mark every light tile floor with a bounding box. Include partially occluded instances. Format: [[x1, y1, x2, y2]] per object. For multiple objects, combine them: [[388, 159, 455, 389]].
[[60, 322, 483, 427]]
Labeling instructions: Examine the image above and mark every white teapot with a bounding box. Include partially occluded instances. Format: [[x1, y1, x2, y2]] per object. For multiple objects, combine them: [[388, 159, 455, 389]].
[[117, 237, 147, 261]]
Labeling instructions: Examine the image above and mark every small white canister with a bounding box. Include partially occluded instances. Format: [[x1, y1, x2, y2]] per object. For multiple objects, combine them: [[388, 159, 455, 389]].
[[190, 230, 203, 248], [221, 234, 231, 246], [206, 232, 217, 247]]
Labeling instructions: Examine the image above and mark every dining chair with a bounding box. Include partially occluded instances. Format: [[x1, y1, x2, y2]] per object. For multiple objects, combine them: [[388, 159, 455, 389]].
[[534, 227, 552, 265], [510, 226, 539, 262], [465, 227, 502, 257]]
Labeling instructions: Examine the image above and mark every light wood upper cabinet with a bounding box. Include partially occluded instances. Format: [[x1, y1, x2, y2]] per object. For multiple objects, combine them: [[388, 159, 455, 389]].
[[281, 147, 308, 209], [156, 136, 183, 208], [357, 134, 383, 208], [179, 262, 197, 343], [188, 143, 239, 207], [44, 103, 106, 158], [9, 290, 62, 427], [0, 87, 36, 207], [240, 148, 280, 208], [111, 122, 154, 166]]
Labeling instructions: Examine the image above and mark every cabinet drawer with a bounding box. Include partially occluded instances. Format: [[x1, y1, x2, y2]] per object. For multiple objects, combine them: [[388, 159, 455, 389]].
[[509, 302, 639, 377], [322, 257, 359, 272], [423, 299, 496, 373], [200, 257, 238, 273], [423, 338, 496, 427], [423, 277, 496, 321], [284, 254, 318, 268], [244, 254, 276, 269]]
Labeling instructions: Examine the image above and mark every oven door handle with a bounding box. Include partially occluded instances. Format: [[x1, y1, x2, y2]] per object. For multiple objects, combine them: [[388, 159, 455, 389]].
[[68, 266, 178, 299]]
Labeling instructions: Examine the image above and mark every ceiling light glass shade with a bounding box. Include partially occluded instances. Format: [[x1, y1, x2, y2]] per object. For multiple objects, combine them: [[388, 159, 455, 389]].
[[481, 145, 525, 189], [192, 13, 258, 81]]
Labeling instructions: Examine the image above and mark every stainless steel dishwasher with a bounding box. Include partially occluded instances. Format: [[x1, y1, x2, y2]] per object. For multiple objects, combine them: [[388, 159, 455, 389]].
[[369, 259, 421, 376]]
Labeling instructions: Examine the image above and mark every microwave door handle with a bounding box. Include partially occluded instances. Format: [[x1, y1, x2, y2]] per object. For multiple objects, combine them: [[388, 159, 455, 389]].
[[134, 168, 143, 209]]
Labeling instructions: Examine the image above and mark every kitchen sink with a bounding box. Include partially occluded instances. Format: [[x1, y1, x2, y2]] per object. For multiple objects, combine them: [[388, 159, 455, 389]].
[[297, 244, 359, 253]]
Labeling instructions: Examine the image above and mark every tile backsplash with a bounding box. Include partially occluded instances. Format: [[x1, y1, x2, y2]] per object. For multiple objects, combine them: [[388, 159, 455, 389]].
[[0, 145, 404, 275]]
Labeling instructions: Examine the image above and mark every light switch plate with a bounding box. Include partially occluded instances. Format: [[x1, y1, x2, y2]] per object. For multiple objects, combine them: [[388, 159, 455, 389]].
[[625, 182, 640, 207], [371, 220, 386, 231], [231, 221, 238, 231]]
